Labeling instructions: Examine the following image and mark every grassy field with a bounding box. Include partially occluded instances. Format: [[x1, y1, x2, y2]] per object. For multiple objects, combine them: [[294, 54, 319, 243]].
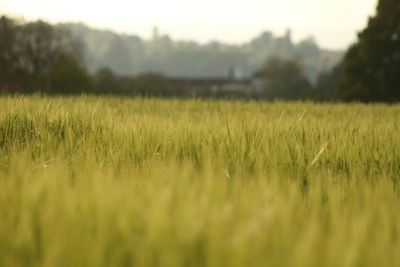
[[0, 96, 399, 267]]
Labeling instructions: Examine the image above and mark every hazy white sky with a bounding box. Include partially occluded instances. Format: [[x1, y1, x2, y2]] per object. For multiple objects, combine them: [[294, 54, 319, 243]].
[[2, 0, 378, 49]]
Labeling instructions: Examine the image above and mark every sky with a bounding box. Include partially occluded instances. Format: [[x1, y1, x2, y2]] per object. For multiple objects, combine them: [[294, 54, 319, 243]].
[[2, 0, 378, 50]]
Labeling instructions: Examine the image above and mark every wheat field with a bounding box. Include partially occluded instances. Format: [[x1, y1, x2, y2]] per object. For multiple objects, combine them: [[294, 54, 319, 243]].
[[0, 96, 399, 267]]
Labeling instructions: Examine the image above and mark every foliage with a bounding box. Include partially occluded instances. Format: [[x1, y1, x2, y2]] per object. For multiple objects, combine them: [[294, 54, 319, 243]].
[[100, 36, 134, 76], [316, 64, 343, 101], [339, 0, 400, 102], [0, 16, 24, 92], [258, 57, 312, 99], [93, 67, 123, 94], [1, 16, 340, 100], [50, 57, 93, 94], [0, 96, 399, 267], [0, 16, 91, 94], [68, 24, 343, 81], [92, 69, 170, 96], [132, 73, 171, 96]]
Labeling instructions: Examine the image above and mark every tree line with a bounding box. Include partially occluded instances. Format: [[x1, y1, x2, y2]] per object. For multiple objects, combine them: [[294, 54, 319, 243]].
[[0, 16, 182, 96], [1, 0, 399, 102], [69, 24, 341, 83]]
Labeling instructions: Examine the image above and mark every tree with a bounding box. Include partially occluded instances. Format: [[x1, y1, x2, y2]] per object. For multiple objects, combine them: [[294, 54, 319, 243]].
[[257, 57, 312, 100], [0, 16, 90, 94], [50, 56, 92, 94], [17, 20, 84, 92], [316, 64, 343, 101], [100, 36, 134, 76], [132, 73, 170, 96], [93, 67, 122, 94], [0, 16, 24, 92], [339, 0, 400, 102]]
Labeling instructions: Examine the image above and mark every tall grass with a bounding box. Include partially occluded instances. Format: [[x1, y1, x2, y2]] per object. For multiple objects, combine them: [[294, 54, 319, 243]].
[[0, 96, 399, 267]]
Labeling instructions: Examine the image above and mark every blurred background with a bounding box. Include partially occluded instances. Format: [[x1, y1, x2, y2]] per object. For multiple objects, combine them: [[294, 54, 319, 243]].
[[1, 0, 399, 102]]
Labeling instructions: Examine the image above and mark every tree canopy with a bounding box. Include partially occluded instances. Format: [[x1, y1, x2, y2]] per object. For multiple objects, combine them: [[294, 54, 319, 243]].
[[257, 57, 312, 100], [0, 16, 90, 94], [339, 0, 400, 102]]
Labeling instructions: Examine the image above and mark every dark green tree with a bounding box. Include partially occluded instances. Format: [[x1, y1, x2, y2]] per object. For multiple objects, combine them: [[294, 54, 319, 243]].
[[0, 17, 88, 94], [17, 21, 84, 92], [339, 0, 400, 102], [316, 64, 343, 101], [132, 73, 170, 96], [0, 16, 24, 92], [257, 57, 312, 100], [94, 67, 122, 94], [50, 57, 92, 94]]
